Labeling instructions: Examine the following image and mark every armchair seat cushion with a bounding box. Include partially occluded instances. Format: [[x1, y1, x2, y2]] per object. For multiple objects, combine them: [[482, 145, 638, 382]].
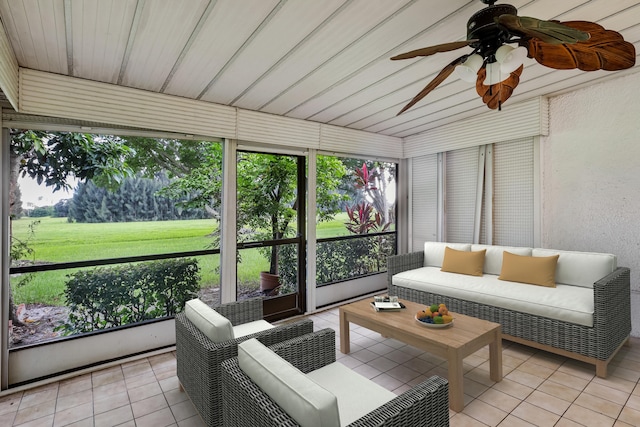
[[307, 362, 395, 426], [238, 338, 340, 427], [184, 298, 234, 343]]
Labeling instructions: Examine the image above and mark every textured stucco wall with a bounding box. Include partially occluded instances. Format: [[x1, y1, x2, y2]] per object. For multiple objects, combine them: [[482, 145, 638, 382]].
[[541, 71, 640, 337]]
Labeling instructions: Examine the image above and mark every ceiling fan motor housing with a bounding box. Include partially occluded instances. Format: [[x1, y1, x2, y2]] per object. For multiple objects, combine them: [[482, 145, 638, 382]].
[[467, 4, 517, 57]]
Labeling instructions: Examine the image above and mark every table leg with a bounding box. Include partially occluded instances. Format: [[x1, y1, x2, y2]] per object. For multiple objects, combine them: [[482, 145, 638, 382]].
[[339, 309, 350, 354], [489, 329, 503, 382], [448, 348, 465, 412]]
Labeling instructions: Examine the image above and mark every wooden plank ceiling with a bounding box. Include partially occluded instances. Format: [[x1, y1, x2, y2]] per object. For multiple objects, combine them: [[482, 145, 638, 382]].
[[1, 0, 638, 138]]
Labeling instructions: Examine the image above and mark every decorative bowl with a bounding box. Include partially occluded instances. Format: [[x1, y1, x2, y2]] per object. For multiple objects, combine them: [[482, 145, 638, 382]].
[[414, 315, 454, 328]]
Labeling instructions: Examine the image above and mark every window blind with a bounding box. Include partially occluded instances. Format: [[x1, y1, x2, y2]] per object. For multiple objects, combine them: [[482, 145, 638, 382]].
[[445, 147, 480, 243], [410, 154, 438, 251], [492, 138, 534, 246]]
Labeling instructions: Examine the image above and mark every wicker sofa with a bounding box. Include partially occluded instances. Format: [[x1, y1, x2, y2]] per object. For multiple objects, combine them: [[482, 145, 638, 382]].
[[175, 297, 314, 427], [220, 328, 450, 427], [387, 242, 631, 378]]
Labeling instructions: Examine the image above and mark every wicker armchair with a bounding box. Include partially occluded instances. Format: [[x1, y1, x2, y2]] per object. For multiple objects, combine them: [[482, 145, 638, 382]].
[[175, 297, 314, 427], [220, 328, 450, 427]]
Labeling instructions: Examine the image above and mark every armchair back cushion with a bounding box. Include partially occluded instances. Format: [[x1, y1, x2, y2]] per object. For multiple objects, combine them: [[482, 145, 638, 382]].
[[238, 338, 340, 427], [184, 298, 234, 343]]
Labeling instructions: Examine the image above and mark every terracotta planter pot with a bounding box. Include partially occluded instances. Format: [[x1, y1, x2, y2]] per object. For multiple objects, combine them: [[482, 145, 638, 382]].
[[259, 272, 281, 296]]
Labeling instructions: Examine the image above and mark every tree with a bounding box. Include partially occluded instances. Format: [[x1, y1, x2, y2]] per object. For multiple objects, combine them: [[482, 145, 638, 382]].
[[53, 199, 70, 217], [151, 140, 223, 222], [236, 153, 347, 276], [9, 130, 135, 324], [11, 130, 135, 192], [68, 175, 207, 222]]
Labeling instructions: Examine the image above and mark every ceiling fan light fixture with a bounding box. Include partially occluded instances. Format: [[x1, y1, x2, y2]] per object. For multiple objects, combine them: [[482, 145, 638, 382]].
[[455, 54, 484, 82], [484, 61, 508, 85], [496, 45, 528, 73], [391, 0, 635, 114]]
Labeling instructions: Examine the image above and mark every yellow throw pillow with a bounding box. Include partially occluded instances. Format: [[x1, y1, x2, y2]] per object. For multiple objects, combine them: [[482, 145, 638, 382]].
[[499, 251, 559, 287], [440, 246, 486, 276]]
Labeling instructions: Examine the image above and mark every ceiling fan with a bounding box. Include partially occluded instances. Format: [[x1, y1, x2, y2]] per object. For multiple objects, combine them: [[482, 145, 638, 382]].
[[391, 0, 636, 113]]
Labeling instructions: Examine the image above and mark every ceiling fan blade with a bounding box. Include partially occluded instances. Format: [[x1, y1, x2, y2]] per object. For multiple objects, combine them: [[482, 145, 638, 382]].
[[497, 15, 589, 45], [527, 21, 636, 71], [390, 40, 477, 60], [397, 56, 466, 115], [476, 65, 523, 110]]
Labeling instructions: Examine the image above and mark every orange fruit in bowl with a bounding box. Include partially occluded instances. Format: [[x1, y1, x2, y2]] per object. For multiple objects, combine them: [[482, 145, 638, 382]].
[[416, 310, 429, 319]]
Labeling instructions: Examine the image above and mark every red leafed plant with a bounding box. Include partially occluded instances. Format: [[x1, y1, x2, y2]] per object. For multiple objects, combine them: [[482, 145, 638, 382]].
[[345, 163, 391, 234], [345, 201, 389, 234]]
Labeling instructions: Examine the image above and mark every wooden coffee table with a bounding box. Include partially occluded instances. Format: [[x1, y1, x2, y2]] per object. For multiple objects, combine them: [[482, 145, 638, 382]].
[[339, 298, 502, 412]]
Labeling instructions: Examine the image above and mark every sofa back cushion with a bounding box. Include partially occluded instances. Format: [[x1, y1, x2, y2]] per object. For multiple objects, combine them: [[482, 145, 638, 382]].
[[471, 244, 532, 275], [424, 242, 471, 267], [185, 298, 234, 343], [441, 247, 486, 276], [238, 338, 340, 427], [532, 248, 617, 288]]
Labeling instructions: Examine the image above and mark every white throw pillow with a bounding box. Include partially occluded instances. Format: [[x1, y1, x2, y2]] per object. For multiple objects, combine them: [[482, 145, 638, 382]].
[[238, 338, 340, 427], [184, 298, 234, 343]]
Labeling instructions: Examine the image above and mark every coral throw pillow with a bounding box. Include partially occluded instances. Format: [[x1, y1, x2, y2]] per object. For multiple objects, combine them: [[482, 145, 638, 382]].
[[440, 246, 486, 276], [499, 251, 559, 287]]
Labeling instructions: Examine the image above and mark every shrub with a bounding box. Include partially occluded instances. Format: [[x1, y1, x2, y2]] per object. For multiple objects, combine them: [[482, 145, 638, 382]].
[[60, 258, 200, 334], [315, 234, 396, 285]]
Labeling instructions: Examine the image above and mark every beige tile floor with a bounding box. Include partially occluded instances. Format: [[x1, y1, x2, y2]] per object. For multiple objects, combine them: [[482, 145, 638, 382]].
[[1, 306, 639, 426]]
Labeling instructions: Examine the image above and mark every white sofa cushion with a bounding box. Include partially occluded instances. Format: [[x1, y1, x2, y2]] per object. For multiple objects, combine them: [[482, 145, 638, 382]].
[[533, 248, 616, 289], [233, 320, 274, 338], [392, 267, 594, 327], [238, 339, 340, 427], [307, 362, 395, 426], [184, 298, 234, 343], [424, 242, 471, 268], [471, 244, 532, 275]]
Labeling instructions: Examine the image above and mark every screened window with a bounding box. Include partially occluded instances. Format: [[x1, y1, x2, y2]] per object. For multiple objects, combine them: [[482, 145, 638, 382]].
[[9, 131, 222, 348]]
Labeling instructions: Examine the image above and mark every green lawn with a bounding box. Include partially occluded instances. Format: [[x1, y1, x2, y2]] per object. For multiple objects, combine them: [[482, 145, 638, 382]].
[[11, 213, 353, 305]]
